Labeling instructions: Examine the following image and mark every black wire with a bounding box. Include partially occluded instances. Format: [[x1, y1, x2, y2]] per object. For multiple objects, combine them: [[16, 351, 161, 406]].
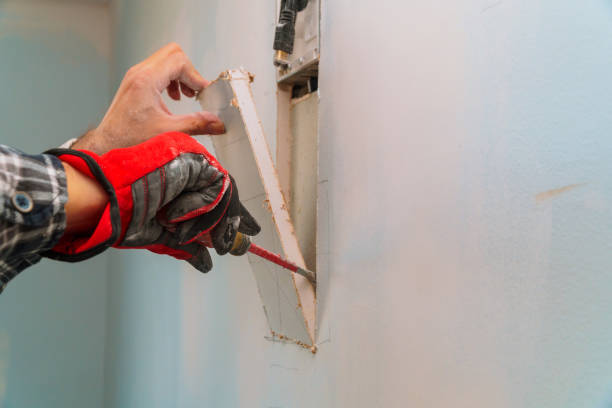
[[273, 0, 309, 55], [295, 0, 309, 12]]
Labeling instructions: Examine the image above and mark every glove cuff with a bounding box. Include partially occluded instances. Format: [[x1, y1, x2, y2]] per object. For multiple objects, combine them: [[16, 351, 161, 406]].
[[42, 148, 121, 262]]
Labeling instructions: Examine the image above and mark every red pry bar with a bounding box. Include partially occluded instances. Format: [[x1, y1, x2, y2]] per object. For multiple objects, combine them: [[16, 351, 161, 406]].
[[192, 235, 316, 285], [248, 243, 299, 272]]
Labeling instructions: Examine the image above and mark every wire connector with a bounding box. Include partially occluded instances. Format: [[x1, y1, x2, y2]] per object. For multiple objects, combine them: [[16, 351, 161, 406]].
[[273, 0, 309, 67]]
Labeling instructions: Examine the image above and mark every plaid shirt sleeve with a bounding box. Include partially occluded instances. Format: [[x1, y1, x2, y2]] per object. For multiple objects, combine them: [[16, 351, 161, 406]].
[[0, 145, 68, 293]]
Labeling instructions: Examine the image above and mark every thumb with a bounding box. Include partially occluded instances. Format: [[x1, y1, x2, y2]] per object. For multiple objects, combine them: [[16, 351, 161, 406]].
[[237, 202, 261, 236], [166, 111, 225, 135]]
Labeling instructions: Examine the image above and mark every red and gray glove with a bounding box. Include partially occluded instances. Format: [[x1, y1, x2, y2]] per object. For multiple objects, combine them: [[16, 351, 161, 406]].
[[43, 132, 260, 272]]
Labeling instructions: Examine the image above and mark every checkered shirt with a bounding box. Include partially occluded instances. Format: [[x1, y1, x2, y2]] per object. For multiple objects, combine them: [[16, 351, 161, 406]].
[[0, 145, 68, 293]]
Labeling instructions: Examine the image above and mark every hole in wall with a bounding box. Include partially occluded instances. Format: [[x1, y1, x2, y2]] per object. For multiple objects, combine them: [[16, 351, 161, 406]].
[[287, 84, 318, 272], [291, 76, 318, 99], [276, 77, 319, 273], [275, 0, 320, 273]]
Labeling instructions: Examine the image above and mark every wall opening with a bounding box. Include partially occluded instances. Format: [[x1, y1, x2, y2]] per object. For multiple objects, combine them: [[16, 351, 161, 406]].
[[275, 0, 320, 274]]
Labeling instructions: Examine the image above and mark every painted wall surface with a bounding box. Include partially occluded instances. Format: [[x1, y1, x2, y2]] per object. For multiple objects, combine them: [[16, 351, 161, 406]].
[[107, 1, 612, 407], [0, 2, 111, 407]]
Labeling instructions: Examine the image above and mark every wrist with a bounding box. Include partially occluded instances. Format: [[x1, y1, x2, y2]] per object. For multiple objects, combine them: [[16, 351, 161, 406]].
[[72, 128, 105, 155], [43, 148, 121, 262], [62, 160, 109, 235]]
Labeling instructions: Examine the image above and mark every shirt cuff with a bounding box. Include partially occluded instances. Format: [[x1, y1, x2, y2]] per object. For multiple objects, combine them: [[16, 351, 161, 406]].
[[59, 138, 78, 149], [0, 147, 68, 232]]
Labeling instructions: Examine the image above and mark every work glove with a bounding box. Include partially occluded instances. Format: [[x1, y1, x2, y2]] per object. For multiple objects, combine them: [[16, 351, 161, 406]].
[[167, 174, 261, 255], [43, 132, 260, 272]]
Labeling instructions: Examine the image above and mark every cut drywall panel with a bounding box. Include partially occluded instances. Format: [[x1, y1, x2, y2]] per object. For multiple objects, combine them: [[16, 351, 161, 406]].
[[198, 70, 316, 349]]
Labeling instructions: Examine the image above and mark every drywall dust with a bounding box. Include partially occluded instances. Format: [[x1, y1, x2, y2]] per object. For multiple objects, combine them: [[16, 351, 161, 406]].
[[269, 331, 317, 354]]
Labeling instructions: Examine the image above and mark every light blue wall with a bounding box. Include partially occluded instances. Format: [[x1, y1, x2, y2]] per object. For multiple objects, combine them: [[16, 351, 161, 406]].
[[0, 3, 110, 407], [108, 0, 612, 407]]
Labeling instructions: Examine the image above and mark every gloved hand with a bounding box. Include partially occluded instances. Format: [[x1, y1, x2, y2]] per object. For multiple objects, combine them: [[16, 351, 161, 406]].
[[166, 174, 261, 255], [44, 132, 260, 272]]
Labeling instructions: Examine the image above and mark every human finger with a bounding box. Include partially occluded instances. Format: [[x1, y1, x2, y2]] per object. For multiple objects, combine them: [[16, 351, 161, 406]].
[[129, 43, 210, 93], [180, 82, 195, 98], [170, 188, 232, 244], [148, 230, 213, 273], [169, 51, 209, 92], [167, 80, 181, 101], [163, 111, 225, 135], [237, 203, 261, 236], [147, 43, 209, 92], [184, 244, 213, 273]]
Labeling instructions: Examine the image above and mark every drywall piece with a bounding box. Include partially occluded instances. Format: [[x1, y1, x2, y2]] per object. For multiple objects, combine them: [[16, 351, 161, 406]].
[[198, 70, 316, 349]]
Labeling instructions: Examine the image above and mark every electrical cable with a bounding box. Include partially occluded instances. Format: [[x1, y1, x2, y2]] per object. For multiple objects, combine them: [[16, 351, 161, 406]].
[[273, 0, 309, 66]]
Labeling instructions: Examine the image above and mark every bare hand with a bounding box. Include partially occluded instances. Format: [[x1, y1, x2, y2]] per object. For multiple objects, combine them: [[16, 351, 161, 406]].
[[73, 43, 225, 154]]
